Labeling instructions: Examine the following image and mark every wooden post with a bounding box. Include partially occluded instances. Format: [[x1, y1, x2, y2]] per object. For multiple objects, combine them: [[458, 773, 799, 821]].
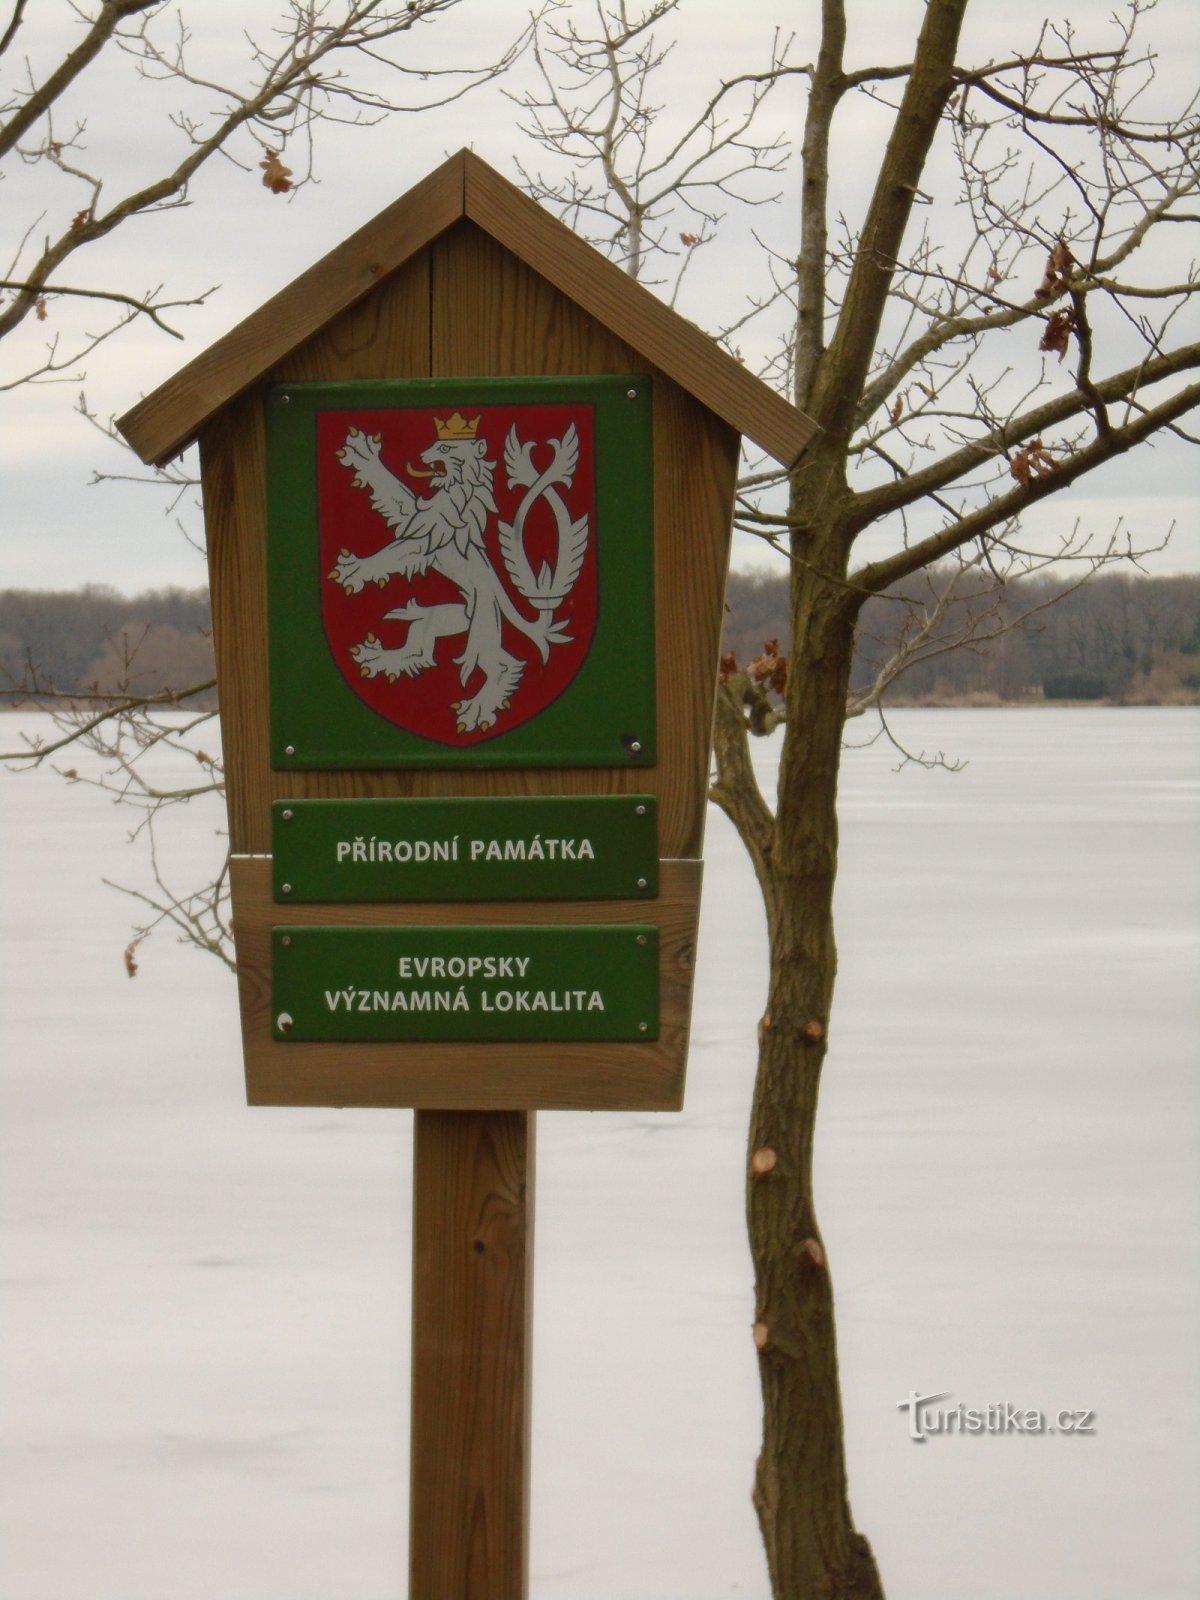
[[410, 1110, 534, 1599]]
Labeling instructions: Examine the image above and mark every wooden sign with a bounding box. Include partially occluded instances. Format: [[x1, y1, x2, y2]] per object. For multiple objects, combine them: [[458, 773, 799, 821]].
[[117, 150, 814, 1600], [113, 142, 814, 1106], [116, 149, 813, 1113], [116, 153, 814, 1113]]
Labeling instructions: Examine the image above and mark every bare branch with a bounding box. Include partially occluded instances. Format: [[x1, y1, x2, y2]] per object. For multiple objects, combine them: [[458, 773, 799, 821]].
[[849, 376, 1200, 597], [0, 1, 129, 161], [0, 0, 29, 60], [512, 0, 794, 287], [793, 0, 844, 405], [805, 0, 968, 440], [849, 340, 1200, 532], [1, 2, 520, 351], [708, 675, 780, 929], [0, 277, 216, 338], [0, 678, 217, 765]]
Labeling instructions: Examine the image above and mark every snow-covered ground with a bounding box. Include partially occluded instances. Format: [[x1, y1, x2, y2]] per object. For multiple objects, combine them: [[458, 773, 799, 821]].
[[2, 708, 1197, 1598]]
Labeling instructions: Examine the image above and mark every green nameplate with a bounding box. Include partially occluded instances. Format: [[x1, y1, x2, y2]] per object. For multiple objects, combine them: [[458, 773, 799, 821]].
[[272, 796, 658, 903], [272, 925, 658, 1043]]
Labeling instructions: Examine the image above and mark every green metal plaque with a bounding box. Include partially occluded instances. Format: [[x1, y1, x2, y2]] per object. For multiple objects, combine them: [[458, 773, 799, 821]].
[[272, 925, 658, 1042], [267, 375, 655, 770], [272, 796, 658, 903]]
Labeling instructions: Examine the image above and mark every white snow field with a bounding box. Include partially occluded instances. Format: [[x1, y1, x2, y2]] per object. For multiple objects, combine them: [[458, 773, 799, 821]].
[[2, 707, 1197, 1599]]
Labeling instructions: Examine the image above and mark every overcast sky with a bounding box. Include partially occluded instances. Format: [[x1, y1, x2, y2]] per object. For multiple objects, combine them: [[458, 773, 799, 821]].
[[3, 0, 1197, 594]]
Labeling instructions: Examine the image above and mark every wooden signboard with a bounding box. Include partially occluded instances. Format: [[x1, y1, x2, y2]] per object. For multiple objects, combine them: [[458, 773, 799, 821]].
[[117, 149, 813, 1598], [119, 151, 812, 1112]]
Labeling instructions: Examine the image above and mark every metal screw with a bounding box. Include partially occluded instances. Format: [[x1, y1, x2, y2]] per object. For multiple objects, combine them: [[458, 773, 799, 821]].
[[280, 393, 291, 405], [637, 878, 648, 891], [638, 1021, 648, 1033], [276, 1012, 294, 1034], [635, 804, 646, 816], [284, 745, 296, 757], [626, 388, 638, 399], [628, 740, 642, 755], [281, 883, 293, 895], [636, 934, 647, 945], [281, 936, 292, 947], [281, 808, 294, 822]]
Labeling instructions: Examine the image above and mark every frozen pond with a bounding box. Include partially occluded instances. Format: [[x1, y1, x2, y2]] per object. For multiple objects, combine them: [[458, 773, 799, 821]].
[[2, 707, 1197, 1598]]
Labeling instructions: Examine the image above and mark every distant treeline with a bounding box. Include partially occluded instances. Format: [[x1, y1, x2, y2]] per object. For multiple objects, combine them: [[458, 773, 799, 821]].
[[0, 585, 215, 705], [725, 567, 1200, 705], [4, 570, 1200, 708]]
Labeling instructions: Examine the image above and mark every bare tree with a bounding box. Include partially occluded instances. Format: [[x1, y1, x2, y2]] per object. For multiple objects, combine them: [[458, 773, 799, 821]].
[[511, 0, 798, 295], [1, 0, 521, 955], [519, 2, 1199, 1595], [1, 0, 519, 376], [723, 4, 1197, 1594]]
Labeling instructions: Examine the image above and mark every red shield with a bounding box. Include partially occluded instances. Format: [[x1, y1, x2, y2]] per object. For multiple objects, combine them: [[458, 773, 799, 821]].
[[317, 403, 597, 747]]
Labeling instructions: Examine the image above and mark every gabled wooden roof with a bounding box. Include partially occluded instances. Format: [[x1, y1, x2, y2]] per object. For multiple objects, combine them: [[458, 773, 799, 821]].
[[118, 149, 815, 469]]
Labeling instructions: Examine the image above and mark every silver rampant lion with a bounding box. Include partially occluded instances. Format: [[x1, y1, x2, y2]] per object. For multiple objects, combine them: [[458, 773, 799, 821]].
[[327, 417, 587, 734]]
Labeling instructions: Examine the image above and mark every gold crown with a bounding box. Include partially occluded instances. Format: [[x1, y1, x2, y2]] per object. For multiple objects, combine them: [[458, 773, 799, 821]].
[[434, 412, 480, 441]]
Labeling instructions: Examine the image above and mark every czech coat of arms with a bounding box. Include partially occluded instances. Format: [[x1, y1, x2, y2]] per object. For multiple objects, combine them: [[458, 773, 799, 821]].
[[317, 402, 597, 747]]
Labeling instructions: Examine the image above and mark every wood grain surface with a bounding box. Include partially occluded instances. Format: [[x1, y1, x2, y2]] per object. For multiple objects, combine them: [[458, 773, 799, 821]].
[[200, 223, 740, 864], [410, 1109, 533, 1599], [118, 150, 814, 469], [230, 856, 700, 1110]]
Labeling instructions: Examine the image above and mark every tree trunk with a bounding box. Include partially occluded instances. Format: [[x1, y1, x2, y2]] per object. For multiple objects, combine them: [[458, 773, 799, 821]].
[[747, 514, 883, 1600]]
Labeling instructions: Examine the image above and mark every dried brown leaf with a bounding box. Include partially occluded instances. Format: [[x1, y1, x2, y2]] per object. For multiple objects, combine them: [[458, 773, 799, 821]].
[[1034, 237, 1074, 300], [1039, 308, 1076, 361], [260, 150, 294, 195], [1010, 438, 1057, 487], [746, 640, 787, 696]]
